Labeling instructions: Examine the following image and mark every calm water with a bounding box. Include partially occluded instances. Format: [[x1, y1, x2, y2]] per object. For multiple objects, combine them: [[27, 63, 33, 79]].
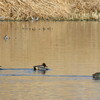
[[0, 21, 100, 100]]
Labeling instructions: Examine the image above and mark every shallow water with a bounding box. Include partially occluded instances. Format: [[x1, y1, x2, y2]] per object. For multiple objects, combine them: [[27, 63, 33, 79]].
[[0, 21, 100, 100]]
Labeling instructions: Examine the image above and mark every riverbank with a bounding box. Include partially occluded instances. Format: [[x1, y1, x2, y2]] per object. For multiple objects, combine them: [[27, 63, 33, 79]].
[[0, 0, 100, 21]]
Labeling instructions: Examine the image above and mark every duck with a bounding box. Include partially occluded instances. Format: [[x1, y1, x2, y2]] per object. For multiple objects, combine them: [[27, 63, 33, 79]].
[[92, 72, 100, 80], [31, 17, 39, 21], [0, 66, 2, 70], [4, 35, 10, 41], [33, 63, 49, 71]]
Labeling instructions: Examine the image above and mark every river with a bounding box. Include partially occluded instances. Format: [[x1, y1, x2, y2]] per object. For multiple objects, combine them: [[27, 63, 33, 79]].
[[0, 21, 100, 100]]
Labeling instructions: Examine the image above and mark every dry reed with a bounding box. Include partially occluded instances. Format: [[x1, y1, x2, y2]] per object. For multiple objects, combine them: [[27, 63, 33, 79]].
[[70, 0, 100, 20], [0, 0, 100, 21]]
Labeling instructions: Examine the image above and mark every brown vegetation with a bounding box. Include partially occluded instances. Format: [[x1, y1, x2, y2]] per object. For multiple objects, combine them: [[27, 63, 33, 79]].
[[0, 0, 100, 21], [70, 0, 100, 20]]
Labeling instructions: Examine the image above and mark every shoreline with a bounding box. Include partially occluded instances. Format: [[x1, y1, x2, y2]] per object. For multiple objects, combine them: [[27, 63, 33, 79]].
[[0, 18, 100, 22]]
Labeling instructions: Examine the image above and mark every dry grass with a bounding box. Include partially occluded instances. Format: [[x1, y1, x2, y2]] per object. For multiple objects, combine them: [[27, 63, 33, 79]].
[[0, 0, 100, 21], [70, 0, 100, 20]]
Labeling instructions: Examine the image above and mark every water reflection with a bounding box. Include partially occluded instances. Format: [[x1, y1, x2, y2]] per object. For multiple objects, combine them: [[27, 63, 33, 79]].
[[0, 68, 48, 76], [0, 21, 100, 100], [0, 67, 90, 77], [0, 21, 100, 75], [34, 70, 47, 75]]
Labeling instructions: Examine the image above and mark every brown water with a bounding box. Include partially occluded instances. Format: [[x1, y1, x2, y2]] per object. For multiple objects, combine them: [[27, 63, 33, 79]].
[[0, 21, 100, 100]]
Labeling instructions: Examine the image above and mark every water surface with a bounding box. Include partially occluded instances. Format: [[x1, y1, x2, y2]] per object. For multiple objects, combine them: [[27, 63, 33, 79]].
[[0, 21, 100, 100]]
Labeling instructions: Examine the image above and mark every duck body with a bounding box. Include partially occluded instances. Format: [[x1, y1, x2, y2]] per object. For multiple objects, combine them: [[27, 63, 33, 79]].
[[93, 72, 100, 80], [33, 63, 49, 71], [34, 66, 49, 71]]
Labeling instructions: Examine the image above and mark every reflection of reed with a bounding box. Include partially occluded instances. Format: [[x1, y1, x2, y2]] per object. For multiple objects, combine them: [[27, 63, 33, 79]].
[[22, 27, 53, 31]]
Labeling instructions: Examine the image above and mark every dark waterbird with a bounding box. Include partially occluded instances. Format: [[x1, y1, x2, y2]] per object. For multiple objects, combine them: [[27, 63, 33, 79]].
[[0, 66, 2, 70], [93, 72, 100, 80], [33, 63, 49, 71]]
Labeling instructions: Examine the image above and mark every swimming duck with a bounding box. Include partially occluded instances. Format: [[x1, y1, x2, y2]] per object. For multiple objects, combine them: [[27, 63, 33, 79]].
[[93, 72, 100, 80], [0, 66, 2, 70], [33, 63, 49, 71], [4, 35, 10, 41]]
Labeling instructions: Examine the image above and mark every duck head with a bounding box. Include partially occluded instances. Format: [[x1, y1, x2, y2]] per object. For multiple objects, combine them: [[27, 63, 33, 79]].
[[42, 63, 47, 67]]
